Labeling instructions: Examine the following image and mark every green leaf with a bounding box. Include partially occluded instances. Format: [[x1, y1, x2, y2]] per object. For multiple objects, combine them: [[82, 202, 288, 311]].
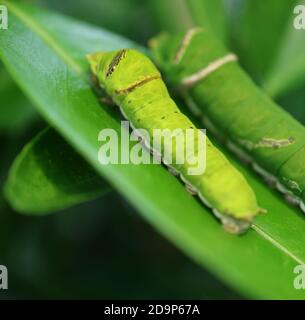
[[0, 64, 37, 134], [233, 0, 305, 98], [264, 4, 305, 98], [1, 1, 305, 298], [232, 0, 298, 82], [4, 127, 110, 214]]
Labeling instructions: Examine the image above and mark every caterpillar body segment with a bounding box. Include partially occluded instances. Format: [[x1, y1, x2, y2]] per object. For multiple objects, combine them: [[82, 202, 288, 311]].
[[87, 49, 261, 233]]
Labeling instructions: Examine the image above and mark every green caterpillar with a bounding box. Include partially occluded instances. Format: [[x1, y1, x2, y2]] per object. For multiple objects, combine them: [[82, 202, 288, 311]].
[[150, 28, 305, 212], [87, 49, 261, 234]]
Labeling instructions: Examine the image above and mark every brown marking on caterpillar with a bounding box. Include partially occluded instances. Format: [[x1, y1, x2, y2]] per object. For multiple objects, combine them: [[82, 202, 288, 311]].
[[106, 49, 128, 77], [181, 53, 238, 87], [174, 28, 202, 64], [257, 137, 295, 149], [115, 75, 161, 95], [238, 137, 295, 151]]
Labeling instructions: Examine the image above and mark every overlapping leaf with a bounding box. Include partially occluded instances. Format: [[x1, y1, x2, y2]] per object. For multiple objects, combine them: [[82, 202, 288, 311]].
[[5, 128, 110, 213]]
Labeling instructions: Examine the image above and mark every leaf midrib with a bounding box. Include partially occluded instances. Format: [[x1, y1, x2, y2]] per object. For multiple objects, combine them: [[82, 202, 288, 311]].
[[252, 225, 304, 265]]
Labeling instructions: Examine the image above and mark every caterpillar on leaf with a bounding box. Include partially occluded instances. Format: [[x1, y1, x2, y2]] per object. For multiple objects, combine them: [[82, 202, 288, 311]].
[[87, 49, 262, 234]]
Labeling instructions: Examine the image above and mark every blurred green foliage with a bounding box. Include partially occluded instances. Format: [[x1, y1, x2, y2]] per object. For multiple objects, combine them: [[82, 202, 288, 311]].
[[5, 128, 110, 214], [0, 63, 37, 134], [39, 0, 156, 45]]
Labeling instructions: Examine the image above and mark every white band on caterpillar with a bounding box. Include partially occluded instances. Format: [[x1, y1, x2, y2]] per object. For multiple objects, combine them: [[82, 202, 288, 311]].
[[174, 28, 202, 65], [181, 53, 238, 87]]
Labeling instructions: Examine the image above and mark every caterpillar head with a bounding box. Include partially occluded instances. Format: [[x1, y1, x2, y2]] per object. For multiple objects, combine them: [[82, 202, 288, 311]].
[[86, 51, 118, 87], [87, 49, 160, 100]]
